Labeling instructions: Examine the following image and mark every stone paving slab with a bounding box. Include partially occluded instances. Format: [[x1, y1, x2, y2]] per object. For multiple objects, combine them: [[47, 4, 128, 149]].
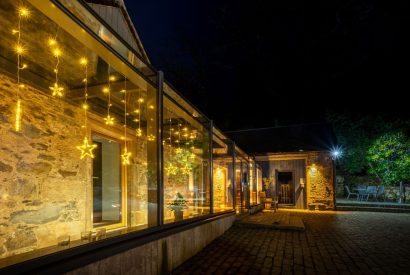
[[235, 210, 305, 231], [172, 210, 410, 274]]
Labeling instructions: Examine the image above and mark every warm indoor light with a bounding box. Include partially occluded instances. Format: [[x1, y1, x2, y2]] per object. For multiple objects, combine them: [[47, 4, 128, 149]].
[[109, 75, 116, 81], [136, 128, 143, 137], [48, 38, 57, 46], [102, 87, 110, 93], [80, 57, 88, 65], [52, 48, 61, 57], [18, 7, 30, 17], [14, 44, 25, 54], [15, 99, 22, 132], [138, 97, 144, 103]]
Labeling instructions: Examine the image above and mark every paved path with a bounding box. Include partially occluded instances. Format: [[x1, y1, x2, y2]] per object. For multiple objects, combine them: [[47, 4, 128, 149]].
[[236, 210, 305, 231], [172, 210, 410, 274]]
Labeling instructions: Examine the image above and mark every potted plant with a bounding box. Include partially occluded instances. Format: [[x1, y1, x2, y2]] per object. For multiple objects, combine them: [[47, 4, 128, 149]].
[[167, 192, 188, 222]]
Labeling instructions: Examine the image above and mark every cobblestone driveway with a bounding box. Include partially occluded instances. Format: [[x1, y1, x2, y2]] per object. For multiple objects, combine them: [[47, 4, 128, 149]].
[[172, 210, 410, 274]]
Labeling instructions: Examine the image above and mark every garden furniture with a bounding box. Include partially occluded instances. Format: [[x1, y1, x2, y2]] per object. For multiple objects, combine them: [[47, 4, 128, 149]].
[[366, 186, 378, 200], [345, 185, 359, 200]]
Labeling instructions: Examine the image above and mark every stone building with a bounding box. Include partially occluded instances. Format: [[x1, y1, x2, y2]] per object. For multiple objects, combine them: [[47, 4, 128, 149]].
[[0, 0, 334, 273], [227, 123, 337, 209]]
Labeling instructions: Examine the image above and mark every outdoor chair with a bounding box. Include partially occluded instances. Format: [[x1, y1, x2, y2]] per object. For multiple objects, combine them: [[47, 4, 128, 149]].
[[358, 188, 369, 201], [366, 186, 378, 200], [345, 185, 359, 200], [376, 185, 385, 201]]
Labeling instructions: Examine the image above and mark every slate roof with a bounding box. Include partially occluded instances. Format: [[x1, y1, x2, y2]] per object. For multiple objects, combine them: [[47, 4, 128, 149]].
[[225, 123, 338, 155]]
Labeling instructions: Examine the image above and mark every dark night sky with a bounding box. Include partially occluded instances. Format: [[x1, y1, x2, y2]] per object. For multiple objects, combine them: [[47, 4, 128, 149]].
[[125, 0, 410, 131]]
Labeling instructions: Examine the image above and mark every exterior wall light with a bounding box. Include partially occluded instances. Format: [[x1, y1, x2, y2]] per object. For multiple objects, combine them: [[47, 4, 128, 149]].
[[330, 146, 343, 160]]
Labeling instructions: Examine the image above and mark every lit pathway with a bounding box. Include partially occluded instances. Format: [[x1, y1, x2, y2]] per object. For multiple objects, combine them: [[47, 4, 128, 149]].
[[172, 210, 410, 274], [235, 210, 305, 231]]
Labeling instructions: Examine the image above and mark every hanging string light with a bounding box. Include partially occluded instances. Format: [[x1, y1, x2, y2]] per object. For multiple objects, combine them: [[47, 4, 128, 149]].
[[77, 57, 97, 159], [135, 90, 143, 137], [103, 65, 114, 125], [165, 113, 178, 176], [48, 28, 64, 97], [121, 77, 131, 165], [175, 122, 182, 155], [180, 121, 192, 175], [12, 6, 30, 132]]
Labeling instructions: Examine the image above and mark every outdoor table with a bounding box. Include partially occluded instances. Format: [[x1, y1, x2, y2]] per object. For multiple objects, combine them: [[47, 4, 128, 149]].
[[354, 188, 368, 201]]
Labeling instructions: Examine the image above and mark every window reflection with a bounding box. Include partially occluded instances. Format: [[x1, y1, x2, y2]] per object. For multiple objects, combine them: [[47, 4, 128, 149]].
[[92, 135, 122, 228], [163, 98, 210, 223]]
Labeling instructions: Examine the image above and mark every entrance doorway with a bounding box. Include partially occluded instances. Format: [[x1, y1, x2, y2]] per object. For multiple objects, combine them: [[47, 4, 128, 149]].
[[277, 171, 294, 205]]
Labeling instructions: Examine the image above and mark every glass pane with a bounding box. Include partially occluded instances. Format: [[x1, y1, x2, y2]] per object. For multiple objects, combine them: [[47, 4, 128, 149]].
[[56, 0, 158, 84], [235, 160, 242, 213], [92, 135, 122, 227], [163, 97, 210, 223], [0, 0, 158, 266], [212, 135, 234, 212], [257, 167, 262, 204]]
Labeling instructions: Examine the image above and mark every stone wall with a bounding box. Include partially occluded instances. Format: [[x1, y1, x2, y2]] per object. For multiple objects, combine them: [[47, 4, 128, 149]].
[[0, 73, 88, 258], [0, 73, 149, 259], [66, 214, 236, 275], [306, 152, 335, 209]]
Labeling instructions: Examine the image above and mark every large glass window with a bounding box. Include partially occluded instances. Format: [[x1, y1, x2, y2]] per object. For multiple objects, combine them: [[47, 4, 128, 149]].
[[212, 134, 234, 212], [163, 97, 210, 223], [250, 161, 257, 205], [0, 0, 158, 265], [256, 165, 263, 204]]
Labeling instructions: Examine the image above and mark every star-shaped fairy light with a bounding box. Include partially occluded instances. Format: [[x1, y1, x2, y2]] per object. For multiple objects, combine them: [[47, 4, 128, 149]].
[[49, 82, 64, 97], [165, 163, 178, 176], [175, 148, 183, 155], [121, 147, 132, 165], [77, 137, 97, 159], [136, 128, 143, 137], [180, 163, 192, 175], [104, 114, 115, 125], [147, 134, 156, 141]]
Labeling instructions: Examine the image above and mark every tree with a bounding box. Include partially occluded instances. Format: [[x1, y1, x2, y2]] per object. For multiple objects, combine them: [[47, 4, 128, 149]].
[[366, 132, 410, 186], [328, 112, 410, 176]]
